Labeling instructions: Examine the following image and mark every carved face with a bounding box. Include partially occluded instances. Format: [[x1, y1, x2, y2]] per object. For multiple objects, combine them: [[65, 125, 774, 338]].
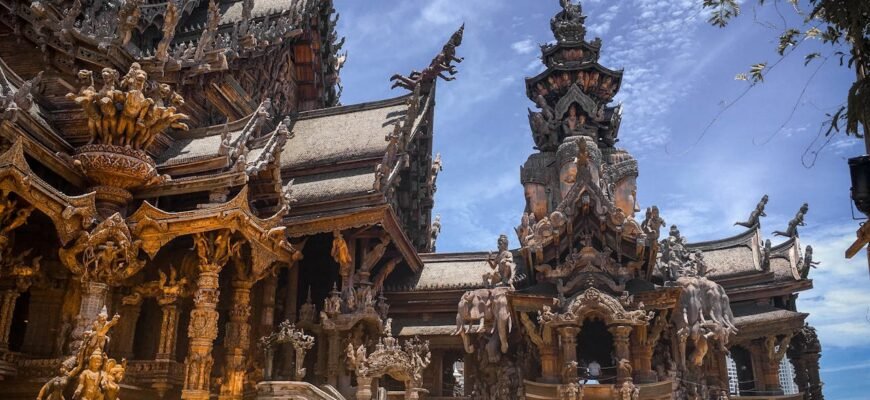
[[524, 183, 548, 221], [88, 354, 103, 371], [613, 176, 638, 218], [101, 68, 115, 84]]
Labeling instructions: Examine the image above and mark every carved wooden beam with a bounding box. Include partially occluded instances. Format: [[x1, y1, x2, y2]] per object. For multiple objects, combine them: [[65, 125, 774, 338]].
[[0, 140, 96, 244], [127, 186, 296, 278]]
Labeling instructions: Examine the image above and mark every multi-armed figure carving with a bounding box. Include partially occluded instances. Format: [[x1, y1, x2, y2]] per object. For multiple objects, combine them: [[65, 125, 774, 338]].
[[66, 63, 189, 151], [390, 25, 465, 91]]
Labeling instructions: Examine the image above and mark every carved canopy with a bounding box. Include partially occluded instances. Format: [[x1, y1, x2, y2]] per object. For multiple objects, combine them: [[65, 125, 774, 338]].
[[127, 186, 297, 276]]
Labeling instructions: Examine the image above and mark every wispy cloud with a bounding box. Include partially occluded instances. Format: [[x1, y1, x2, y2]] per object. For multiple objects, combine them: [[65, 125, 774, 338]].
[[511, 38, 536, 55]]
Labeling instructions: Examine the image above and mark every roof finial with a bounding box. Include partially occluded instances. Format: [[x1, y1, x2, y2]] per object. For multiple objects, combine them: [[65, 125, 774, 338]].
[[551, 0, 587, 43]]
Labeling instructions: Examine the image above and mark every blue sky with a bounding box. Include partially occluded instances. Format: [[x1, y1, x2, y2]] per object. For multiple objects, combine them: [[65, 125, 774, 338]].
[[334, 1, 869, 398]]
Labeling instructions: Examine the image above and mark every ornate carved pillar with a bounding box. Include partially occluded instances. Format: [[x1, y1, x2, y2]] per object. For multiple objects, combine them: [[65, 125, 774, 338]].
[[557, 326, 580, 381], [0, 289, 20, 351], [220, 278, 254, 400], [609, 325, 633, 384], [156, 298, 181, 362], [182, 265, 222, 400], [761, 334, 793, 395], [182, 230, 237, 400]]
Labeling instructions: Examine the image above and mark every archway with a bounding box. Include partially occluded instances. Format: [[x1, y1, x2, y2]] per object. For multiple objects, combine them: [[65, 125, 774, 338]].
[[576, 318, 614, 383]]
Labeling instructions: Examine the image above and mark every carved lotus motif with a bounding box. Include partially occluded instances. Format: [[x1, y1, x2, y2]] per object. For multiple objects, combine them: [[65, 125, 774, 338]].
[[73, 144, 159, 190]]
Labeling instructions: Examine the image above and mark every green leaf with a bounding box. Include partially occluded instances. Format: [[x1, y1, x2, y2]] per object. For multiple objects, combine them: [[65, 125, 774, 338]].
[[750, 63, 767, 83], [778, 29, 800, 55], [804, 52, 821, 66]]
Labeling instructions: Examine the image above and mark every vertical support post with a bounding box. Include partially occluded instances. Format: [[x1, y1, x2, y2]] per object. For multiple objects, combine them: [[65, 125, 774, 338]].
[[557, 326, 580, 381], [156, 299, 180, 361], [220, 278, 254, 399], [69, 281, 109, 352], [0, 290, 20, 351], [181, 267, 222, 400], [609, 325, 633, 384], [355, 376, 373, 400], [111, 300, 142, 359], [327, 330, 340, 386]]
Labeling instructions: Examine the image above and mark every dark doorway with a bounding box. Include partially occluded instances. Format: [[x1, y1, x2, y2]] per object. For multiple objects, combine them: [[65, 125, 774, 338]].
[[576, 319, 614, 383], [731, 346, 755, 394]]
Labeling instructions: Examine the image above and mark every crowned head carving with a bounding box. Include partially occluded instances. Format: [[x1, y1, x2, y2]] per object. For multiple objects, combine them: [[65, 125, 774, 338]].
[[551, 0, 587, 43]]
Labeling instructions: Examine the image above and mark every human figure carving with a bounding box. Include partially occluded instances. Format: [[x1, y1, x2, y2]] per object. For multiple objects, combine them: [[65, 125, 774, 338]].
[[799, 245, 820, 279], [72, 350, 104, 400], [36, 366, 69, 400], [734, 195, 768, 228], [773, 203, 808, 238], [156, 1, 180, 61], [486, 235, 514, 287]]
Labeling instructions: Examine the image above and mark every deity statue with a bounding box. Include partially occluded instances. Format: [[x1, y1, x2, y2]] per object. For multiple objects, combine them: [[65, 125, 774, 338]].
[[430, 214, 442, 252], [85, 306, 121, 355], [486, 235, 514, 287], [734, 195, 768, 228], [36, 366, 69, 400], [773, 203, 809, 238], [101, 358, 127, 400], [73, 350, 104, 400], [562, 104, 585, 137], [799, 245, 820, 279]]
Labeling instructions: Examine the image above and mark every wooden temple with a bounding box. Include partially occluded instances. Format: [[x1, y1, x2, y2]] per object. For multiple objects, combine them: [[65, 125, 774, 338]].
[[0, 1, 822, 400]]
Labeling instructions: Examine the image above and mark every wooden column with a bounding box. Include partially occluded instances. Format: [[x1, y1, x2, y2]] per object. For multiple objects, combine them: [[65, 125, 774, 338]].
[[220, 278, 254, 399], [630, 324, 657, 383], [609, 325, 633, 384], [68, 281, 109, 354], [110, 300, 142, 359], [21, 286, 64, 356], [327, 330, 341, 386], [558, 326, 580, 381], [181, 266, 222, 400], [0, 289, 19, 351], [431, 350, 444, 396], [156, 299, 181, 361]]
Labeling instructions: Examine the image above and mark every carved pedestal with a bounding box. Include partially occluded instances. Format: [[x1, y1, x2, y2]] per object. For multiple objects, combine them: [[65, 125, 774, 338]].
[[356, 376, 373, 400], [220, 279, 254, 400], [182, 268, 221, 400]]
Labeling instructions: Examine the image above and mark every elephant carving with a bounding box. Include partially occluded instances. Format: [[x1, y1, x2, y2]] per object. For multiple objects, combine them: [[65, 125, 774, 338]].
[[455, 287, 513, 355]]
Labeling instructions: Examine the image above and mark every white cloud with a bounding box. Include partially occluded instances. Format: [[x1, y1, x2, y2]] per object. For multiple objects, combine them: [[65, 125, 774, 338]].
[[511, 38, 536, 55], [797, 223, 870, 348]]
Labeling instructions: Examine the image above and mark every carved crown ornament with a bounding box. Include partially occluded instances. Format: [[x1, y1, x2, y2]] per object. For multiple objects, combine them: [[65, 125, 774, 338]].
[[346, 320, 431, 384], [538, 287, 650, 328]]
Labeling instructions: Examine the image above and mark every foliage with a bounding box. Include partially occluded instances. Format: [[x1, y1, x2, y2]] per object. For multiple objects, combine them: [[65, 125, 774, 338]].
[[703, 0, 870, 140]]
